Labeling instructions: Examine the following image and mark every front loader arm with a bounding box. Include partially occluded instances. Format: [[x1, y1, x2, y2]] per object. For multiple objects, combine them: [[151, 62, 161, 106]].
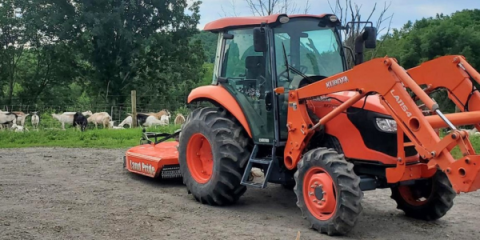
[[279, 57, 480, 194], [406, 55, 480, 131]]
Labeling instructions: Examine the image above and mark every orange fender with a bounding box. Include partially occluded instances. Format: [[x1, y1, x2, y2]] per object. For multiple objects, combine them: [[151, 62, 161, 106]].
[[188, 85, 252, 138]]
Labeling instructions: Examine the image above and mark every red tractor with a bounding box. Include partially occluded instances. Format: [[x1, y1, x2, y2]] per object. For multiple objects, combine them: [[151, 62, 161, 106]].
[[124, 13, 480, 236]]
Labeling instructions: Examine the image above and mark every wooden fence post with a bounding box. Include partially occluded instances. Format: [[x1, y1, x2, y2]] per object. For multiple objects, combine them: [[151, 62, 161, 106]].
[[131, 90, 137, 127]]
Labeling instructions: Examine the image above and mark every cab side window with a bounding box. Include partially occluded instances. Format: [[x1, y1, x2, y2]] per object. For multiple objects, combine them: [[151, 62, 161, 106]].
[[218, 28, 275, 144]]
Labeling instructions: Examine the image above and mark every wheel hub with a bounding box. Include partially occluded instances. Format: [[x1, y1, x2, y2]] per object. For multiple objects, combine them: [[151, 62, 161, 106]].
[[303, 168, 337, 220], [186, 133, 213, 184], [314, 185, 325, 200]]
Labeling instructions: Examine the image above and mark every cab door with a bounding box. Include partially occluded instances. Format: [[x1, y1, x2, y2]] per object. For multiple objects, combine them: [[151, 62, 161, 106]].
[[215, 27, 276, 145]]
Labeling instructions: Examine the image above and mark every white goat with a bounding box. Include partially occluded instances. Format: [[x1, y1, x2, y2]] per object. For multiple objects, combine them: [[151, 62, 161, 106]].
[[159, 114, 170, 125], [472, 128, 479, 136], [0, 112, 18, 129], [51, 113, 74, 130], [446, 128, 480, 136], [111, 124, 125, 130], [31, 112, 40, 129], [12, 111, 30, 126], [118, 116, 132, 128], [87, 112, 112, 129], [10, 122, 28, 132], [143, 115, 168, 128], [52, 111, 93, 130]]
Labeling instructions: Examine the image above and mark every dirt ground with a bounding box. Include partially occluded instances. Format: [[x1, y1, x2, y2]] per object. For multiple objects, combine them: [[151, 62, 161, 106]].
[[1, 148, 480, 240]]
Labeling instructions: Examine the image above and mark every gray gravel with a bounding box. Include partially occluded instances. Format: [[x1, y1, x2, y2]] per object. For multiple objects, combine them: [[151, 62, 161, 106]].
[[1, 147, 479, 240]]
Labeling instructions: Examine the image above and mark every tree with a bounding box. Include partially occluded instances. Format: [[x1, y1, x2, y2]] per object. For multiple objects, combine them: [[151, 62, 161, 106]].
[[221, 0, 311, 16], [191, 31, 218, 63], [244, 0, 311, 15], [373, 9, 480, 112], [0, 1, 27, 105], [327, 0, 394, 68], [72, 0, 203, 105]]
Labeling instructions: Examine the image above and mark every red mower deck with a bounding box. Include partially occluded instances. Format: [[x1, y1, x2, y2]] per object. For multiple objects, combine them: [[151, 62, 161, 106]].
[[124, 130, 182, 179]]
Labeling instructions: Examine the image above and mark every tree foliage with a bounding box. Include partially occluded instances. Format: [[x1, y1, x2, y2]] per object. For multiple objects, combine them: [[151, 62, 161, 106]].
[[0, 0, 205, 112], [1, 1, 479, 116], [370, 9, 480, 112]]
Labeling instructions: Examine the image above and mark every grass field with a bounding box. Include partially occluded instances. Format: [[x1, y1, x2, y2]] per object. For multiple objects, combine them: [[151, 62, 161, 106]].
[[0, 124, 478, 159], [0, 125, 180, 149]]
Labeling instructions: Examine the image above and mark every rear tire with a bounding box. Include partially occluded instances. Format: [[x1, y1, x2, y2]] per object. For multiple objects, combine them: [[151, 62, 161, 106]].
[[178, 107, 251, 206], [294, 148, 363, 236], [390, 170, 456, 220], [281, 182, 295, 190]]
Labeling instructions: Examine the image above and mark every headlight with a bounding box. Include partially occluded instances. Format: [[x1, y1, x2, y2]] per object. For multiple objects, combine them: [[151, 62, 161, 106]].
[[376, 118, 397, 133]]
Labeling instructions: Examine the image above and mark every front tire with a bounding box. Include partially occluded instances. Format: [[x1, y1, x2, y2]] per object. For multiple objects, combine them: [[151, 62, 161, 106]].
[[178, 107, 251, 206], [390, 170, 456, 220], [294, 148, 363, 236]]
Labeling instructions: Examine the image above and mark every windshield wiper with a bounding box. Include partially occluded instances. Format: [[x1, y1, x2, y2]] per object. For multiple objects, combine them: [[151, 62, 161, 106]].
[[281, 42, 317, 84]]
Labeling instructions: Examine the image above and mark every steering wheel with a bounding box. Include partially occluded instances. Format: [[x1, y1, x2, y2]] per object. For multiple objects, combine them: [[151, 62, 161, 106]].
[[278, 65, 309, 81]]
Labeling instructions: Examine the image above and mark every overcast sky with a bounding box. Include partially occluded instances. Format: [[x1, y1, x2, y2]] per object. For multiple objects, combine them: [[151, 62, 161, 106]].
[[196, 0, 480, 35]]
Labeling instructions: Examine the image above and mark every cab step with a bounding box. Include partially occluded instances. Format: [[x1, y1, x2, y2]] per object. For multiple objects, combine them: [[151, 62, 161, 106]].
[[241, 145, 275, 188]]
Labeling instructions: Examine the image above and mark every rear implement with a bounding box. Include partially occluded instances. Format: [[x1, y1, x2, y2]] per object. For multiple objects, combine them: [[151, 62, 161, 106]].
[[124, 129, 182, 179]]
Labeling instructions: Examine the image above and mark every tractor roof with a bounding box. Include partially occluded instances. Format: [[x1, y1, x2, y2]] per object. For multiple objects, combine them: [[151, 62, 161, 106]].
[[203, 14, 330, 32]]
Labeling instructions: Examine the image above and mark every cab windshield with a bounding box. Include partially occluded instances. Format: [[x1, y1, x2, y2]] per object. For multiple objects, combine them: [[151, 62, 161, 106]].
[[273, 18, 345, 80]]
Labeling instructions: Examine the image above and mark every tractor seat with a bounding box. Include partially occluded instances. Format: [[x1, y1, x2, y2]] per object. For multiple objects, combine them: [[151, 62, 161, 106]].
[[245, 56, 265, 80]]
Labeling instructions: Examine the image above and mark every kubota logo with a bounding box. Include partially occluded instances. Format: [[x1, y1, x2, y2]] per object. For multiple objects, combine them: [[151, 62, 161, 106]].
[[390, 89, 412, 117], [326, 76, 349, 88]]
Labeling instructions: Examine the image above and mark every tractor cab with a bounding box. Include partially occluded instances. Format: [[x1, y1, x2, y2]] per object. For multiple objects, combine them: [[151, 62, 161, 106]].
[[203, 14, 377, 145]]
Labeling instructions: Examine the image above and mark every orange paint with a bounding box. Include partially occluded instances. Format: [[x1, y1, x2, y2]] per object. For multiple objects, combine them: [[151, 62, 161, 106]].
[[397, 185, 432, 206], [188, 85, 252, 138], [425, 112, 480, 129], [125, 141, 179, 178], [306, 93, 419, 165], [186, 133, 213, 184], [284, 56, 480, 194], [407, 55, 480, 132], [303, 166, 337, 221], [203, 14, 328, 31]]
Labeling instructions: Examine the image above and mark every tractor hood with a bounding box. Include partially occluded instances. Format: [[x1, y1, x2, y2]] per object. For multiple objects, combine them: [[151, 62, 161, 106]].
[[308, 91, 389, 116]]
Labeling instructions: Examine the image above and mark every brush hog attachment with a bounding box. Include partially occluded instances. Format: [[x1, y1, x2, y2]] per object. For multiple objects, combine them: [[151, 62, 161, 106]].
[[123, 129, 182, 179]]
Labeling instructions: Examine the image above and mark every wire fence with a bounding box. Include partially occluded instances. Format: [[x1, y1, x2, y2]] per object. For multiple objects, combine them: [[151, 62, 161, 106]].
[[0, 93, 192, 129]]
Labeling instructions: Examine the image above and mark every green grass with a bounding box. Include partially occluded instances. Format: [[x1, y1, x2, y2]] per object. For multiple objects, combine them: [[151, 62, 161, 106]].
[[0, 125, 181, 149], [452, 135, 480, 158], [1, 123, 479, 159]]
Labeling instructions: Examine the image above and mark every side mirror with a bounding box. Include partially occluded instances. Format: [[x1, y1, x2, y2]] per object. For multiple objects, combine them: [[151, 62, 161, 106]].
[[354, 26, 377, 65], [363, 26, 377, 49], [253, 27, 267, 52]]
